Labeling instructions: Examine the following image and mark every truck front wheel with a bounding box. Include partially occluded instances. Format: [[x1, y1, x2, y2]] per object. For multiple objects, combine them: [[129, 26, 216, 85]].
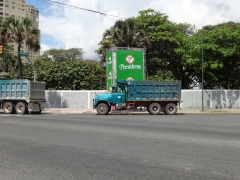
[[96, 103, 109, 115], [148, 103, 161, 115], [165, 103, 177, 115]]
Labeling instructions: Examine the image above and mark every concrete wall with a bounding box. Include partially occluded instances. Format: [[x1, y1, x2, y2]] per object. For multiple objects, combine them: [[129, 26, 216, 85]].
[[180, 90, 240, 108], [45, 90, 240, 109], [46, 90, 107, 108]]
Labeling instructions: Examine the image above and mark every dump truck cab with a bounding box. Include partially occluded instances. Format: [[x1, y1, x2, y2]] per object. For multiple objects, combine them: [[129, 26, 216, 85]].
[[93, 83, 126, 114]]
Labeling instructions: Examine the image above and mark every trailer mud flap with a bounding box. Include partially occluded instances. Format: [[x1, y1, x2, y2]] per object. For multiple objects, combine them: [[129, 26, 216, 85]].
[[28, 102, 45, 112]]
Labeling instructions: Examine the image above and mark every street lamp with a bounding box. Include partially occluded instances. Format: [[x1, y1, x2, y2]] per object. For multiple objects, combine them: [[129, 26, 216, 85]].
[[201, 34, 204, 111], [201, 26, 214, 112]]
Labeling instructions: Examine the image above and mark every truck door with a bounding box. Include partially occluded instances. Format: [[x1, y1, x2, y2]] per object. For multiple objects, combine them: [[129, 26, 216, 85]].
[[111, 86, 125, 103]]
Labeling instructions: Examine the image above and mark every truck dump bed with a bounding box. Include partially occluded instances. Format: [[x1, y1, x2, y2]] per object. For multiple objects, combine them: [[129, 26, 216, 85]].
[[116, 80, 181, 101], [0, 79, 46, 101]]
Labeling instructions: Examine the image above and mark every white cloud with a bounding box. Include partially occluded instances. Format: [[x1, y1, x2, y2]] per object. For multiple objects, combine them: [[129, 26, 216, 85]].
[[40, 44, 51, 55], [39, 0, 240, 59]]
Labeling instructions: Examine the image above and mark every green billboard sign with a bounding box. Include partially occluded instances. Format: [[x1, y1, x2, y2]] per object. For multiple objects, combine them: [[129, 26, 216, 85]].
[[107, 48, 145, 91], [116, 50, 144, 81], [107, 50, 113, 91]]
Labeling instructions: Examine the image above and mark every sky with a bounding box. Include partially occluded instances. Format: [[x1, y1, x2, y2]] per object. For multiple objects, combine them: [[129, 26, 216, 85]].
[[26, 0, 240, 60]]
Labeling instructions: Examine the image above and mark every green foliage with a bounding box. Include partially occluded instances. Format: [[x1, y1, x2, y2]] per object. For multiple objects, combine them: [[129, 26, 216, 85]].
[[96, 9, 240, 89], [134, 9, 196, 88], [188, 22, 240, 89], [96, 18, 151, 63], [40, 48, 84, 62], [1, 16, 40, 79], [0, 52, 18, 72], [10, 59, 106, 90], [148, 70, 175, 81]]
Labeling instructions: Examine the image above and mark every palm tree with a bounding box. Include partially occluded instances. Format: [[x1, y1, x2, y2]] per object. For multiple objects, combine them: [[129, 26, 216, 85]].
[[0, 19, 15, 73], [4, 17, 40, 79], [97, 18, 151, 63], [106, 19, 151, 48], [0, 53, 18, 72], [25, 28, 41, 52], [0, 19, 11, 46]]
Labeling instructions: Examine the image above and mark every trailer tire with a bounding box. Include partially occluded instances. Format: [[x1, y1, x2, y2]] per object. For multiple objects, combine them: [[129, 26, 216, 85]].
[[96, 103, 109, 115], [15, 102, 28, 114], [165, 103, 177, 115], [3, 102, 15, 114], [148, 103, 161, 115]]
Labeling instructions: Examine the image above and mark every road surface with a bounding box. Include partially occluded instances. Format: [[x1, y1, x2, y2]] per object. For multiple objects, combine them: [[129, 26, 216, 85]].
[[0, 113, 240, 180]]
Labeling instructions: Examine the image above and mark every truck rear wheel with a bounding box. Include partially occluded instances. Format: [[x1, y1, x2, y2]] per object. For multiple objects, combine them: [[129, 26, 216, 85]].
[[148, 103, 161, 115], [165, 103, 177, 115], [15, 102, 28, 114], [96, 103, 109, 115], [3, 102, 15, 114]]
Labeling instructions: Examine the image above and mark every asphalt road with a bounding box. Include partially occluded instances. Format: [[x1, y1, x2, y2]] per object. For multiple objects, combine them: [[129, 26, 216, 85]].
[[0, 113, 240, 180]]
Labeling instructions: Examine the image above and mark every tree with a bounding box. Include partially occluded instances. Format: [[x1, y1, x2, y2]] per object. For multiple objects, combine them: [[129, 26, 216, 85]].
[[0, 52, 18, 72], [0, 19, 18, 74], [25, 27, 40, 52], [85, 60, 106, 89], [188, 22, 240, 89], [4, 17, 40, 79], [0, 20, 11, 47], [134, 9, 196, 88], [97, 18, 151, 63], [40, 48, 84, 62], [13, 58, 106, 90]]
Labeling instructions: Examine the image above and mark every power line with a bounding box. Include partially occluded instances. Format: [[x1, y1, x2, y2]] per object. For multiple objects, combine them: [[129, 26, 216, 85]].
[[37, 0, 126, 20]]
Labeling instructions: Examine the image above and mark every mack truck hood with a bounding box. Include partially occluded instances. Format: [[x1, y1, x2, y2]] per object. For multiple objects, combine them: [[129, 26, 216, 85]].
[[95, 93, 112, 101]]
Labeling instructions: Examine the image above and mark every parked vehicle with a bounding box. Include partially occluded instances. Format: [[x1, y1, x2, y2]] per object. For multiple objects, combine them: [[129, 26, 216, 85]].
[[0, 72, 46, 114], [93, 80, 182, 115]]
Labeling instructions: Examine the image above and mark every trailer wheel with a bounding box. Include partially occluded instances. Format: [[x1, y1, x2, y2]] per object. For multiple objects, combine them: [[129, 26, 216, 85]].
[[148, 103, 161, 115], [96, 103, 109, 115], [165, 103, 177, 115], [15, 102, 27, 114], [3, 102, 15, 114]]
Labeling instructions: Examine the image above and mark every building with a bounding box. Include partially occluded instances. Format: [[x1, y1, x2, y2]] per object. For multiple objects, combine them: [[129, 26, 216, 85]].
[[0, 0, 40, 63]]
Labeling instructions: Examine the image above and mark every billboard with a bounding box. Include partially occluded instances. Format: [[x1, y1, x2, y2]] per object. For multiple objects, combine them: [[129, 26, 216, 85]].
[[107, 48, 145, 91], [107, 50, 113, 92], [116, 50, 144, 81]]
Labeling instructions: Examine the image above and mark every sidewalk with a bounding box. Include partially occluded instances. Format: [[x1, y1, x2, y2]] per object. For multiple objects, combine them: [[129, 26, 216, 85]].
[[43, 108, 240, 114]]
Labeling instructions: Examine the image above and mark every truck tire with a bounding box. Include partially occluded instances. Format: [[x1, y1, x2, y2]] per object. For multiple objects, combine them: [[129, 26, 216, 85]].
[[165, 103, 177, 115], [15, 102, 28, 114], [96, 103, 109, 115], [148, 103, 161, 115], [3, 102, 15, 114]]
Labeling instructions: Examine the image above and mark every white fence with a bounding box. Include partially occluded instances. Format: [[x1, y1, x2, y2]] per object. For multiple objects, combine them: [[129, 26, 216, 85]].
[[45, 90, 240, 109]]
